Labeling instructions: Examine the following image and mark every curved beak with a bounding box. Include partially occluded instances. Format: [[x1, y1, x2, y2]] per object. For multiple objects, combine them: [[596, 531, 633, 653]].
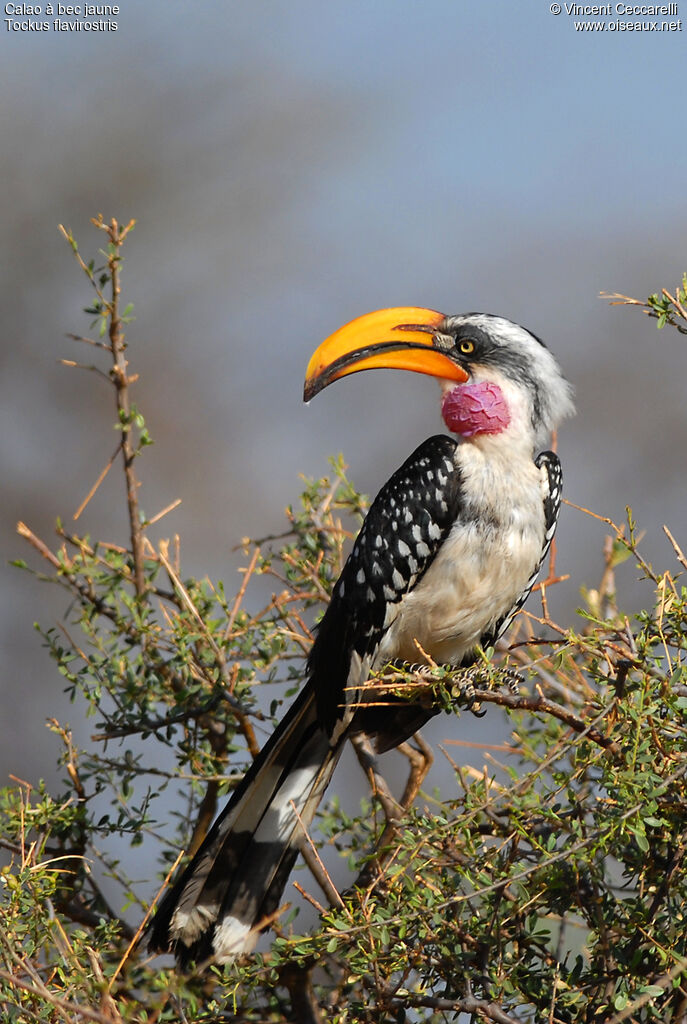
[[304, 307, 469, 402]]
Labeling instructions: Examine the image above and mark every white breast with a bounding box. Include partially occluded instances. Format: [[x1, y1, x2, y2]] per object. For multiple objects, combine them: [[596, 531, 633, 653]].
[[375, 444, 547, 667]]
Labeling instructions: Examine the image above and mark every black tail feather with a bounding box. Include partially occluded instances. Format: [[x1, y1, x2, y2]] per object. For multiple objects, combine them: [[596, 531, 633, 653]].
[[146, 682, 344, 965]]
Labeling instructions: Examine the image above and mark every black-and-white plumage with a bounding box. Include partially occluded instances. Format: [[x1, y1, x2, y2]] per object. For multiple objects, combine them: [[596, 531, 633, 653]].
[[147, 309, 573, 967]]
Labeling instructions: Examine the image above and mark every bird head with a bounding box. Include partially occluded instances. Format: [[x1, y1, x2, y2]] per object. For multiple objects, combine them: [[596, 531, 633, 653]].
[[304, 308, 574, 450]]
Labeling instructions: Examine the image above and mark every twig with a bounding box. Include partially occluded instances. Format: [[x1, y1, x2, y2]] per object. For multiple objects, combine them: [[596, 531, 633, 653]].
[[607, 955, 687, 1023], [61, 218, 146, 595], [145, 498, 182, 527], [224, 545, 262, 641], [468, 687, 621, 757], [103, 218, 146, 597], [66, 331, 110, 351], [153, 536, 260, 756], [58, 358, 112, 385], [664, 525, 687, 572], [0, 968, 120, 1024], [108, 847, 185, 991], [290, 800, 345, 911], [73, 441, 122, 521], [354, 670, 622, 758], [17, 520, 65, 575], [292, 881, 326, 916]]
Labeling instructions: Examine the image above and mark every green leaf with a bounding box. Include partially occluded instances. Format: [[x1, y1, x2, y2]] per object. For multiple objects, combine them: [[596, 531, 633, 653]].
[[609, 538, 633, 567]]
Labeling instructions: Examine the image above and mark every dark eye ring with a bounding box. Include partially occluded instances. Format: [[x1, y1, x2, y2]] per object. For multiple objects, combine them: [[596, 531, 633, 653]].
[[459, 339, 475, 356]]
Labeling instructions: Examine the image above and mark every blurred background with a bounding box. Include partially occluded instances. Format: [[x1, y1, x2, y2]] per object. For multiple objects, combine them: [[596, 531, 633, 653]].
[[2, 0, 686, 901]]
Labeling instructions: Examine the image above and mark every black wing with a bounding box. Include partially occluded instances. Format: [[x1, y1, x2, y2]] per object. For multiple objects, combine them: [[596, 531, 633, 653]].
[[536, 449, 563, 550], [307, 435, 463, 733]]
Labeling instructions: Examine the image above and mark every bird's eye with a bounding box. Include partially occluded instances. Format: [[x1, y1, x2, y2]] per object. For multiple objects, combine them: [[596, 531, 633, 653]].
[[458, 339, 476, 356]]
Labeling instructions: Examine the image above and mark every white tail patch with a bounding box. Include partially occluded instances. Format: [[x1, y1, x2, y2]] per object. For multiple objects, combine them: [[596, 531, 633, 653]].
[[263, 764, 321, 837], [212, 914, 255, 961]]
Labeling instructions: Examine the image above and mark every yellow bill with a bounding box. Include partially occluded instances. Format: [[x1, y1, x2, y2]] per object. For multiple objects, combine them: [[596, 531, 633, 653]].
[[304, 307, 468, 402]]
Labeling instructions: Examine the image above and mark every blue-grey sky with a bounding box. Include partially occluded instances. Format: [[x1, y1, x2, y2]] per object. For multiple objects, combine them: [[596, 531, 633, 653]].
[[2, 1, 686, 802]]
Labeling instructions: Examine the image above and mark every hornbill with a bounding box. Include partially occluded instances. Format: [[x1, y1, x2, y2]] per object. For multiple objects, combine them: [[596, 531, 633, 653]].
[[147, 306, 574, 967]]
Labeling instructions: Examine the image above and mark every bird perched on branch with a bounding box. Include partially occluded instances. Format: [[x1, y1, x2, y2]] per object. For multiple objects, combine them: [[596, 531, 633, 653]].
[[147, 306, 574, 967]]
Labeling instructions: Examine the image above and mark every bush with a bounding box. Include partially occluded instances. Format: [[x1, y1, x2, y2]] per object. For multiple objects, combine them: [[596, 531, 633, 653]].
[[2, 218, 686, 1023]]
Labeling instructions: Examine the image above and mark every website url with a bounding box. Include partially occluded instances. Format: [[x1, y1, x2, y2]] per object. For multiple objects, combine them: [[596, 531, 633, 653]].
[[574, 17, 682, 25]]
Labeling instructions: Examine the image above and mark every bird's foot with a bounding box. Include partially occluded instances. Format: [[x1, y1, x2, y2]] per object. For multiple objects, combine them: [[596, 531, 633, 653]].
[[447, 663, 523, 717], [449, 664, 485, 716], [504, 667, 523, 695]]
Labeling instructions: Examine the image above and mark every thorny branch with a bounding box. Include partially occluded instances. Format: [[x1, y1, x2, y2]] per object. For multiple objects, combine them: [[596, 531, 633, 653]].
[[389, 993, 521, 1024], [603, 278, 687, 335], [59, 216, 146, 597], [355, 669, 622, 758], [351, 733, 433, 890]]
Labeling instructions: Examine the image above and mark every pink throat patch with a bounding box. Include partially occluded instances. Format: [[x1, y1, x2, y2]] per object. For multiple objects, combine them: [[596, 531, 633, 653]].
[[441, 381, 511, 437]]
